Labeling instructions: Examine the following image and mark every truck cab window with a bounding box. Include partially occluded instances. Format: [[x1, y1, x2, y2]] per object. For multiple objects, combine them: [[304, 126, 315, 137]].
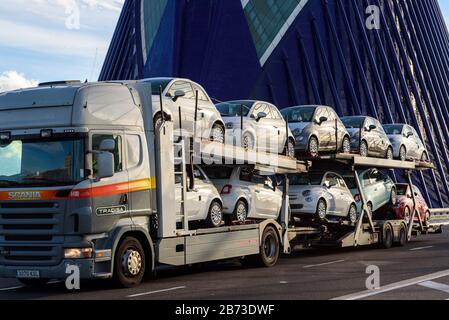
[[92, 134, 123, 175], [126, 135, 141, 169]]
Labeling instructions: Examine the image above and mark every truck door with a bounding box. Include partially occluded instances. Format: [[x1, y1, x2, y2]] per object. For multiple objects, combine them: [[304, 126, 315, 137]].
[[125, 133, 153, 221], [90, 132, 130, 231]]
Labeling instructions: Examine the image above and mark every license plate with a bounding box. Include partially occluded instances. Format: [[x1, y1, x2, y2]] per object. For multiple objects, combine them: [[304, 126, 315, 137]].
[[17, 270, 40, 279]]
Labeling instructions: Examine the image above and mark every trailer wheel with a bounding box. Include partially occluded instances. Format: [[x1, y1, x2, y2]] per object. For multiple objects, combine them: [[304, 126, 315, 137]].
[[396, 224, 407, 247], [114, 237, 146, 288], [381, 224, 394, 249], [242, 226, 280, 268]]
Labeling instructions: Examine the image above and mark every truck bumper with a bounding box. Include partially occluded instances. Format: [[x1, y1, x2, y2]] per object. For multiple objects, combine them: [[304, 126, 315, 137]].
[[0, 259, 108, 280]]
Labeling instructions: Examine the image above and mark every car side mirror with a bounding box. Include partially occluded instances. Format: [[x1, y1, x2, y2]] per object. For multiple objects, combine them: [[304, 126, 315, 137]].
[[366, 125, 376, 132], [172, 90, 185, 102], [406, 132, 413, 138], [97, 152, 115, 180], [99, 139, 115, 152], [256, 112, 267, 122], [316, 116, 328, 125]]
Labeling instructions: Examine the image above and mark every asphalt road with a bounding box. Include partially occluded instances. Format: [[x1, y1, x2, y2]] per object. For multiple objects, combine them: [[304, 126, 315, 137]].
[[1, 228, 449, 300]]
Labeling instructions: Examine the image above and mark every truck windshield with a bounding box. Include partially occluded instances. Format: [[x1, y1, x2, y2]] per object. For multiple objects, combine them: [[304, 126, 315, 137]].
[[0, 138, 84, 187]]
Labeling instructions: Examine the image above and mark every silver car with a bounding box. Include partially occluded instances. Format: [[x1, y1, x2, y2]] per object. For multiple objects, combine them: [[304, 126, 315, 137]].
[[288, 172, 358, 223], [280, 105, 351, 157], [342, 169, 397, 213], [383, 124, 429, 162], [216, 100, 295, 156], [341, 116, 393, 159], [141, 78, 225, 142], [175, 165, 224, 228]]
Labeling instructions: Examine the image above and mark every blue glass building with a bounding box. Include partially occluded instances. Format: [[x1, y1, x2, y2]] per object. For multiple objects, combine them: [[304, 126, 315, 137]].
[[100, 0, 449, 208]]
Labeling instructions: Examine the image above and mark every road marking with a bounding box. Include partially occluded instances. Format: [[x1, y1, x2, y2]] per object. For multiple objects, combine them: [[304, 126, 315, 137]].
[[280, 281, 289, 284], [0, 286, 23, 292], [332, 269, 449, 300], [303, 260, 345, 269], [419, 281, 449, 293], [127, 286, 186, 298], [409, 246, 434, 251]]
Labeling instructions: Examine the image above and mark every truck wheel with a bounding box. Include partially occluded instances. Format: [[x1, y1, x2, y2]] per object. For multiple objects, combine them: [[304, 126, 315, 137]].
[[242, 226, 280, 268], [206, 201, 223, 228], [396, 224, 407, 247], [381, 224, 394, 249], [114, 237, 146, 288], [19, 278, 49, 287]]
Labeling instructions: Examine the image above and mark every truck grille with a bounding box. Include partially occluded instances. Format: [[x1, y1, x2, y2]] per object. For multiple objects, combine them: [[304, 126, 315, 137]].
[[0, 202, 64, 266]]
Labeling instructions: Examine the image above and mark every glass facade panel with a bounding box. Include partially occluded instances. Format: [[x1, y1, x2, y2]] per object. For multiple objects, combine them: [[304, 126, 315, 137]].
[[142, 0, 169, 57]]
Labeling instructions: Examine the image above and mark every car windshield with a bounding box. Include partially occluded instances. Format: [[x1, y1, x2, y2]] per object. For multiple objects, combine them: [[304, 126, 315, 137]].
[[216, 102, 252, 117], [289, 173, 323, 186], [342, 117, 365, 129], [281, 107, 316, 123], [147, 79, 171, 95], [396, 185, 409, 196], [0, 138, 84, 187], [202, 167, 234, 179], [383, 125, 404, 135]]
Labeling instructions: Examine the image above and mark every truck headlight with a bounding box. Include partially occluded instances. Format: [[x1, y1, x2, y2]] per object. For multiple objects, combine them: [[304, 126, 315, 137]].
[[64, 248, 93, 259]]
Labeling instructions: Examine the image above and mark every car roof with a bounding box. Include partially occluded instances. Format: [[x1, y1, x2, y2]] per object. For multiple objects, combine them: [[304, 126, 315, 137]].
[[282, 105, 324, 111]]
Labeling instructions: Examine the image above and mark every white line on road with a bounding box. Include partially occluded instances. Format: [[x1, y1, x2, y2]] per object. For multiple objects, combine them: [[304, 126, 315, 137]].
[[409, 246, 434, 251], [419, 281, 449, 293], [0, 286, 23, 292], [303, 260, 345, 269], [332, 269, 449, 300], [127, 286, 187, 298]]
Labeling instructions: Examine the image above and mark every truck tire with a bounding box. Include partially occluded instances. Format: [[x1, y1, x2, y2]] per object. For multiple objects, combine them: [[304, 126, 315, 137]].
[[242, 226, 280, 268], [396, 224, 407, 247], [381, 224, 394, 249], [19, 278, 49, 287], [114, 237, 146, 288]]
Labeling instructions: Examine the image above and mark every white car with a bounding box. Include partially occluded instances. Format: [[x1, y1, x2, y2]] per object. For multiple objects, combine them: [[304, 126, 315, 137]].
[[203, 166, 283, 222], [288, 172, 358, 223], [216, 100, 295, 156], [175, 165, 224, 227], [141, 78, 225, 142]]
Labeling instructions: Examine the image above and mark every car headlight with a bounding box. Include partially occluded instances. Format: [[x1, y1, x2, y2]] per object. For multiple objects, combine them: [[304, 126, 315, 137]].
[[64, 248, 93, 259], [305, 197, 314, 203], [226, 123, 234, 129], [302, 190, 311, 197], [293, 128, 302, 136]]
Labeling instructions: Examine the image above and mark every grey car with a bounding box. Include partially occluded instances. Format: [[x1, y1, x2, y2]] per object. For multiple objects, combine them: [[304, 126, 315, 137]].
[[280, 105, 351, 157], [217, 100, 296, 156], [383, 124, 429, 162], [341, 116, 393, 159]]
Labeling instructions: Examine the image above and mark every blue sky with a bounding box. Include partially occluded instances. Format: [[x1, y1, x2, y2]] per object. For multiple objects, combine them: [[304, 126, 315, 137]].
[[0, 0, 448, 92]]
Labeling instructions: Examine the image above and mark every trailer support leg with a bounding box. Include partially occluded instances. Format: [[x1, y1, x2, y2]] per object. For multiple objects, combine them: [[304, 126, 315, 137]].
[[281, 175, 291, 254], [406, 170, 424, 241], [353, 170, 375, 246]]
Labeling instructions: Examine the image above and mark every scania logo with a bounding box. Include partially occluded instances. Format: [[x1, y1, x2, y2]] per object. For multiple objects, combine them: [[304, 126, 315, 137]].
[[8, 191, 42, 201]]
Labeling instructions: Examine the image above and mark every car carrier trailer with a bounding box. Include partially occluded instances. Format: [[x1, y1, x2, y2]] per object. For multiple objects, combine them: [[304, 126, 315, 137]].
[[1, 80, 448, 288]]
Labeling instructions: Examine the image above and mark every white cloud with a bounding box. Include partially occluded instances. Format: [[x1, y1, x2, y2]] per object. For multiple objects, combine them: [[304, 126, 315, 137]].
[[0, 71, 38, 93]]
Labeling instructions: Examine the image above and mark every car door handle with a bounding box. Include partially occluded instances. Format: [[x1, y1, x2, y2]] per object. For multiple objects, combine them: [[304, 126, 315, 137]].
[[255, 190, 261, 194], [120, 194, 128, 205]]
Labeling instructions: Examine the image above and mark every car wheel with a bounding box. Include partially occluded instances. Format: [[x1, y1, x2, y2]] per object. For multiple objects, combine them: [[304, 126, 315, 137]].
[[316, 199, 327, 221], [359, 141, 368, 157], [348, 203, 358, 224], [390, 188, 397, 205], [421, 152, 429, 162], [114, 237, 146, 288], [242, 226, 280, 268], [386, 147, 394, 160], [285, 139, 296, 158], [243, 133, 255, 151], [233, 200, 248, 223], [400, 146, 407, 161], [308, 136, 319, 157], [206, 201, 224, 228], [342, 136, 351, 154], [382, 223, 394, 249], [153, 114, 164, 132], [211, 124, 225, 143], [403, 206, 411, 221]]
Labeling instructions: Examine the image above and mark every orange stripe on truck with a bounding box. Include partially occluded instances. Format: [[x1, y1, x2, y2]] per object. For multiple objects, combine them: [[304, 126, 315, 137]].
[[0, 178, 157, 201]]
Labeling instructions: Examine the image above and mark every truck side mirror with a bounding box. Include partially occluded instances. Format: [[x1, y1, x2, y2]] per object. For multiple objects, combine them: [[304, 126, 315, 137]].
[[97, 152, 115, 180], [172, 90, 185, 102]]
